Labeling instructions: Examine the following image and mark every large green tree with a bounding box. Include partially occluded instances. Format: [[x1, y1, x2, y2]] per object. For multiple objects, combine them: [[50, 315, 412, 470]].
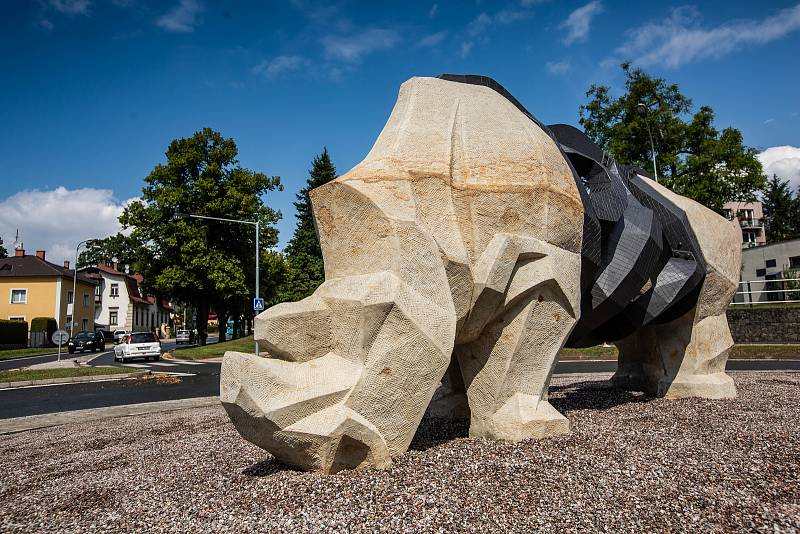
[[762, 174, 800, 242], [278, 148, 337, 302], [77, 233, 148, 270], [0, 236, 7, 259], [579, 63, 765, 212], [120, 128, 282, 344]]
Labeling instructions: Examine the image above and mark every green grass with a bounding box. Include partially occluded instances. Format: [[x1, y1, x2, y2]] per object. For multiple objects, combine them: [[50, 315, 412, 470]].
[[559, 346, 618, 360], [0, 347, 60, 361], [0, 366, 134, 383], [172, 335, 254, 360]]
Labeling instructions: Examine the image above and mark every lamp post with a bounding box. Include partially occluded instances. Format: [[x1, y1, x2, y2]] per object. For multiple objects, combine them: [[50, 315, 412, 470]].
[[637, 102, 659, 183], [70, 239, 91, 337], [174, 212, 260, 356]]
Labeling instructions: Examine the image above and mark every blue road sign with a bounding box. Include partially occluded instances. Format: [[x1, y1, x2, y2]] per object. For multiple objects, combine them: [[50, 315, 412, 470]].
[[253, 298, 265, 311]]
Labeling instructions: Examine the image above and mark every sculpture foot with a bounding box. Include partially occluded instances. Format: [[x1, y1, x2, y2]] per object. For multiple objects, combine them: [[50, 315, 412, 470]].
[[470, 393, 569, 442], [657, 372, 736, 399]]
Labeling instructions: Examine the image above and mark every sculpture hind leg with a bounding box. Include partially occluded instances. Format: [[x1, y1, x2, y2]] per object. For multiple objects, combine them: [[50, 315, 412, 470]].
[[613, 307, 736, 399]]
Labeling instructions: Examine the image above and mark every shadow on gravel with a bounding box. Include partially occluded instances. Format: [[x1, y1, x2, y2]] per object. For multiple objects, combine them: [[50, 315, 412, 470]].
[[409, 416, 470, 452], [242, 457, 299, 477], [550, 380, 656, 414]]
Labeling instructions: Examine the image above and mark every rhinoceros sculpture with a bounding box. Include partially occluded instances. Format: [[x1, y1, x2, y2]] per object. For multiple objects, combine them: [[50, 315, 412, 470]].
[[220, 75, 741, 473]]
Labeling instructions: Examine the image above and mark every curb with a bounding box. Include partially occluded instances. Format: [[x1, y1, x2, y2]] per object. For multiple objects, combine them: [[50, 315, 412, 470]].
[[0, 370, 149, 389], [0, 396, 220, 435]]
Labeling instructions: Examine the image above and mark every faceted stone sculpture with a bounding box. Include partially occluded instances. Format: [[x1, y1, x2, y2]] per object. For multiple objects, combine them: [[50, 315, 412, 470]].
[[221, 75, 740, 473]]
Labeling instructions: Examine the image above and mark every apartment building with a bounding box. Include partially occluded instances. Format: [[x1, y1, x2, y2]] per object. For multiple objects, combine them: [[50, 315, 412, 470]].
[[722, 201, 767, 248]]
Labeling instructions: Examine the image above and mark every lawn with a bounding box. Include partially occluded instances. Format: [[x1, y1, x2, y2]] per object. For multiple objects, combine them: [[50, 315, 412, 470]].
[[0, 347, 61, 361], [172, 335, 254, 360], [0, 366, 134, 383]]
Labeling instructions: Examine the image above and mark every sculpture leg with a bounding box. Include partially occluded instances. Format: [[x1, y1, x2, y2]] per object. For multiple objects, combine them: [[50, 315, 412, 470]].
[[613, 307, 736, 399], [456, 283, 575, 441], [220, 272, 456, 473]]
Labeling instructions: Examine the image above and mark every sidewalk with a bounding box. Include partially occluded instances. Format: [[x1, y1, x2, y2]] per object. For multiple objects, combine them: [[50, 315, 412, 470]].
[[0, 396, 220, 435]]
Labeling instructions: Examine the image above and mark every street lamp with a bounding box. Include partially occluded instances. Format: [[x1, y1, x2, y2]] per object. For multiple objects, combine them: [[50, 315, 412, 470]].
[[637, 102, 659, 183], [71, 239, 90, 336], [174, 212, 261, 356]]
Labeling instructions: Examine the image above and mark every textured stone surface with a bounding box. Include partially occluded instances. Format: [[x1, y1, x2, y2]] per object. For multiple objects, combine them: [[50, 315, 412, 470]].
[[726, 307, 800, 343], [221, 76, 740, 472]]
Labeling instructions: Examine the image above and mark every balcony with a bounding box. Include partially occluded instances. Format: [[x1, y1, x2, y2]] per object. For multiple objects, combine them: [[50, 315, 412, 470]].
[[739, 219, 764, 229]]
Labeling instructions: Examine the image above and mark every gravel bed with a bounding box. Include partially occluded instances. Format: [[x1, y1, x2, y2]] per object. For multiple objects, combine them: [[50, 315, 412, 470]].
[[1, 372, 798, 533]]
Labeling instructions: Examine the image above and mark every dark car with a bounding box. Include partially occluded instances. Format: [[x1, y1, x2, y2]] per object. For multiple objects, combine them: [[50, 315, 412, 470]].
[[96, 329, 114, 343], [68, 330, 106, 354]]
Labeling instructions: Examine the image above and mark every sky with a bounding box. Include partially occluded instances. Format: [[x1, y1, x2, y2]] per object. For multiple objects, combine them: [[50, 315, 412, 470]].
[[1, 0, 799, 263]]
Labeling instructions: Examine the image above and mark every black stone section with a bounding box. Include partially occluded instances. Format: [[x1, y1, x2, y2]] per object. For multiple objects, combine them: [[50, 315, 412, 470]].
[[437, 73, 707, 346]]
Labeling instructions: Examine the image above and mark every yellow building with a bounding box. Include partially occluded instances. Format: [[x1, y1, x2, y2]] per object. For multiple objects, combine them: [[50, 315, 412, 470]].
[[0, 249, 97, 334]]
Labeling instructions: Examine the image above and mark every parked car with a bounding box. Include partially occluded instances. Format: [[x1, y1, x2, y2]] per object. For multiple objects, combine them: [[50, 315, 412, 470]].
[[113, 329, 129, 344], [114, 332, 162, 362], [175, 329, 195, 345], [68, 331, 106, 354], [96, 329, 114, 343]]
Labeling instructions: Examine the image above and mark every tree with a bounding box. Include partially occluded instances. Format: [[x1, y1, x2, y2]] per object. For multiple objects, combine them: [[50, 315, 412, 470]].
[[579, 63, 765, 212], [77, 233, 148, 270], [278, 148, 337, 302], [0, 236, 7, 259], [120, 128, 282, 345], [761, 174, 800, 242]]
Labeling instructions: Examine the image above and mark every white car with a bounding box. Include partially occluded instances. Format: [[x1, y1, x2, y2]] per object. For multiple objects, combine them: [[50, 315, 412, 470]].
[[113, 329, 129, 345], [114, 332, 162, 362]]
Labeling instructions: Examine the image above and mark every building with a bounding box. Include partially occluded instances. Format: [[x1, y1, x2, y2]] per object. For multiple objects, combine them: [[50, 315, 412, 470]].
[[0, 249, 97, 333], [734, 238, 800, 304], [80, 262, 173, 334], [723, 201, 767, 248]]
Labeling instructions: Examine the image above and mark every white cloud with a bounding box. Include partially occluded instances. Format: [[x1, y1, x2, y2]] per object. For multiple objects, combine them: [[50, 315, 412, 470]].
[[38, 19, 54, 30], [758, 146, 800, 191], [764, 118, 775, 124], [467, 12, 492, 36], [429, 3, 438, 19], [521, 0, 551, 5], [614, 4, 800, 69], [251, 55, 308, 78], [322, 28, 399, 62], [417, 31, 447, 48], [460, 41, 474, 58], [49, 0, 90, 15], [546, 60, 571, 75], [560, 1, 603, 45], [156, 0, 202, 33], [0, 187, 135, 264]]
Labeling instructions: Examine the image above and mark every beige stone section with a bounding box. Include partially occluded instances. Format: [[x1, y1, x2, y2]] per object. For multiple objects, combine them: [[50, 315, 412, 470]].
[[221, 76, 584, 472], [612, 177, 741, 399]]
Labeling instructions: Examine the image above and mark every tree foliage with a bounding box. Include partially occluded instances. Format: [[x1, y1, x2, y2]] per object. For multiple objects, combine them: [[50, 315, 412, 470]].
[[120, 128, 282, 344], [761, 174, 800, 242], [0, 236, 7, 259], [277, 148, 337, 302], [579, 63, 765, 212], [77, 233, 148, 270]]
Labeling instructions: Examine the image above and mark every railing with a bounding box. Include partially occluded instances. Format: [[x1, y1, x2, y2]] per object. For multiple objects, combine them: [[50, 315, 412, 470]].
[[731, 277, 800, 306], [739, 219, 763, 228]]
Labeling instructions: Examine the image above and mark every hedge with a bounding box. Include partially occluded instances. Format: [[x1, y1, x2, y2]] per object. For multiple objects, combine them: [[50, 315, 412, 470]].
[[0, 320, 28, 346], [30, 317, 58, 347]]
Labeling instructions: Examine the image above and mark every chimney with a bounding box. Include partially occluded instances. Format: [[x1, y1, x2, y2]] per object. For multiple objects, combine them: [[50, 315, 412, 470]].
[[15, 249, 24, 257], [63, 260, 70, 269], [36, 250, 46, 260], [113, 261, 119, 271]]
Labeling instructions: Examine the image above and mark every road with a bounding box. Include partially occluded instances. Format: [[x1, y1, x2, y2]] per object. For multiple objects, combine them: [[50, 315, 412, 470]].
[[1, 355, 798, 420]]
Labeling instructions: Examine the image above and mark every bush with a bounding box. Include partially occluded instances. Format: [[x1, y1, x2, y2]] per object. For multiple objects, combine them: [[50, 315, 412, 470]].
[[0, 320, 28, 346], [30, 317, 58, 347]]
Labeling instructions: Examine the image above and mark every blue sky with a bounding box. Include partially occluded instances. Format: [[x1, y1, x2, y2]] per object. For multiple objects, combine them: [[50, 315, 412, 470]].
[[1, 0, 799, 261]]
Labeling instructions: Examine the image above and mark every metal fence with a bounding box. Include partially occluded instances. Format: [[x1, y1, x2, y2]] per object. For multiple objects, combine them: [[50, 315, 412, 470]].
[[731, 277, 800, 306]]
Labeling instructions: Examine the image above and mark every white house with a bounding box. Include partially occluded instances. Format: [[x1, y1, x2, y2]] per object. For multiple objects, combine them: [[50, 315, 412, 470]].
[[80, 262, 173, 335]]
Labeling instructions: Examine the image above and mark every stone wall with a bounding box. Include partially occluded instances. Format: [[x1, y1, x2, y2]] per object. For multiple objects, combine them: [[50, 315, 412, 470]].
[[726, 307, 800, 343]]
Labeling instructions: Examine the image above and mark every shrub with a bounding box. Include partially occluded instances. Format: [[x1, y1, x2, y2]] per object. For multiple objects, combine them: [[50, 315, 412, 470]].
[[30, 317, 58, 347], [0, 320, 28, 346]]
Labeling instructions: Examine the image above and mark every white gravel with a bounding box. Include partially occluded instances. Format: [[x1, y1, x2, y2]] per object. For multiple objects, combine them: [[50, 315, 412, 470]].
[[1, 372, 798, 533]]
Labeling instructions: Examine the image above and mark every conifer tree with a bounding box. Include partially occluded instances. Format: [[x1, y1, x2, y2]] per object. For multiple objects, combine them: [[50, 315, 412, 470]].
[[762, 174, 800, 242], [279, 148, 337, 301]]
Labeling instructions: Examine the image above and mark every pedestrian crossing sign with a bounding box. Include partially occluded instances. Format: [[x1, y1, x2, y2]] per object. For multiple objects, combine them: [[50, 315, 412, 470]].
[[253, 298, 265, 311]]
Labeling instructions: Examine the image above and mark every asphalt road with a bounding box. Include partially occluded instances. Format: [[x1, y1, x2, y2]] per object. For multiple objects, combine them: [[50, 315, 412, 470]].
[[1, 356, 798, 420]]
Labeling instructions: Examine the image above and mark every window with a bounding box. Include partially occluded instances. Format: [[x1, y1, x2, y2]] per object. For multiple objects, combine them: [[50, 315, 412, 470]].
[[10, 289, 27, 304], [82, 318, 88, 331], [8, 316, 25, 322], [756, 268, 766, 277], [83, 293, 89, 307], [67, 291, 73, 305], [66, 315, 72, 327], [766, 259, 777, 268], [790, 256, 800, 269], [109, 308, 119, 326], [95, 285, 101, 296], [743, 231, 757, 244], [110, 283, 119, 297]]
